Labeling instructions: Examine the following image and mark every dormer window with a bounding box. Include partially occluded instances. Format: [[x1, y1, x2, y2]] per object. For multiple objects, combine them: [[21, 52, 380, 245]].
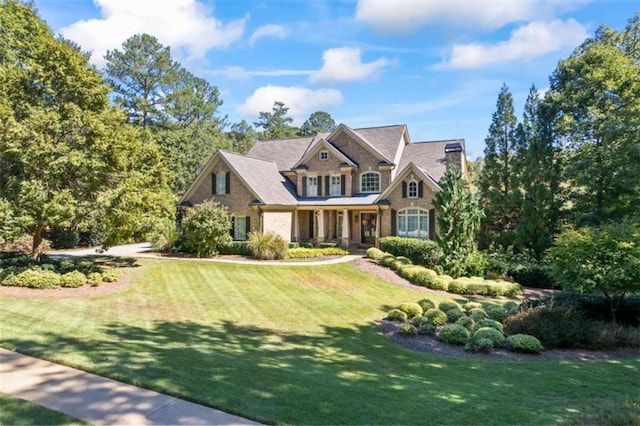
[[408, 181, 418, 198], [319, 150, 329, 161]]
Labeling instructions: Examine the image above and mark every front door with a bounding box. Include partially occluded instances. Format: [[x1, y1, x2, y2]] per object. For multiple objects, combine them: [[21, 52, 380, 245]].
[[360, 213, 377, 245]]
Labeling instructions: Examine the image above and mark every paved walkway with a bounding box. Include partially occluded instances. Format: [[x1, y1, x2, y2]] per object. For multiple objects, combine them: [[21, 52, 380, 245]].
[[52, 242, 363, 266], [0, 348, 260, 425]]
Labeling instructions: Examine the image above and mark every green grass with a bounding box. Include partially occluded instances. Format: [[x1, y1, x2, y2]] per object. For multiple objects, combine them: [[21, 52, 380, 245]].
[[0, 393, 86, 425], [0, 258, 638, 424]]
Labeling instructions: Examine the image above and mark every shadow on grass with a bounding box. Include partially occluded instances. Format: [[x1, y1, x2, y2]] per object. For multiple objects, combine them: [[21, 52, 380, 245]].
[[7, 320, 639, 425]]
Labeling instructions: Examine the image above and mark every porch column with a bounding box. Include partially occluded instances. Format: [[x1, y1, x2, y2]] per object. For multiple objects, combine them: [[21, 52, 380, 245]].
[[375, 210, 381, 246], [293, 209, 299, 242], [341, 208, 350, 247], [317, 209, 325, 243]]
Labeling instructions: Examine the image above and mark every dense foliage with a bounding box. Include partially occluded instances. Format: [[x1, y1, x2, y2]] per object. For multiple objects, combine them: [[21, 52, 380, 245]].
[[181, 201, 232, 257], [247, 231, 288, 260], [379, 236, 442, 268]]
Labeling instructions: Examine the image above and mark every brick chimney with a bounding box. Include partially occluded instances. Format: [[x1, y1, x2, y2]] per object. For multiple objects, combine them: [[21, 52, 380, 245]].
[[444, 141, 467, 176]]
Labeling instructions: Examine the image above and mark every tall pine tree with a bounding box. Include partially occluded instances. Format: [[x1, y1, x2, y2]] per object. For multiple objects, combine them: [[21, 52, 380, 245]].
[[478, 83, 519, 249]]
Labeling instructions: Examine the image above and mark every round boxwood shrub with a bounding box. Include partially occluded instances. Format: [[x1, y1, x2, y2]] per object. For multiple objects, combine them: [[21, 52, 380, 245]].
[[60, 271, 87, 288], [485, 305, 508, 322], [411, 315, 430, 327], [463, 301, 483, 312], [418, 322, 437, 335], [438, 323, 470, 345], [399, 324, 418, 337], [412, 268, 439, 287], [101, 269, 122, 282], [379, 254, 396, 268], [446, 308, 465, 323], [470, 327, 505, 348], [417, 298, 436, 312], [86, 272, 102, 286], [503, 301, 520, 314], [366, 247, 385, 261], [455, 315, 475, 331], [469, 308, 489, 322], [430, 277, 449, 291], [397, 265, 424, 282], [424, 308, 447, 326], [387, 309, 408, 322], [391, 256, 412, 271], [474, 319, 504, 333], [438, 300, 462, 312], [505, 334, 544, 354], [447, 279, 469, 295], [398, 302, 423, 318], [466, 337, 494, 353]]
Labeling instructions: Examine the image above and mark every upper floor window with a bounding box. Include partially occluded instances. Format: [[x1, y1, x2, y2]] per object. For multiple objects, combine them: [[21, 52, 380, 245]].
[[360, 171, 380, 193], [330, 175, 341, 196], [307, 176, 318, 197], [397, 208, 429, 239], [319, 150, 329, 161], [407, 181, 418, 198], [216, 171, 227, 195]]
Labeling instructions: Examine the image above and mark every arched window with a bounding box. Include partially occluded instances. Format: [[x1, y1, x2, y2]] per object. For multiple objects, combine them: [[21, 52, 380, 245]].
[[397, 208, 429, 239], [407, 181, 418, 198], [360, 171, 380, 193], [216, 171, 227, 195]]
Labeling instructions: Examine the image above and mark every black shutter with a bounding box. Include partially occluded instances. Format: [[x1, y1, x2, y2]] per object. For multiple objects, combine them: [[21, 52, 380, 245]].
[[302, 177, 307, 197], [325, 176, 330, 196], [212, 173, 217, 195], [318, 176, 323, 196], [225, 171, 231, 194], [309, 211, 314, 238], [230, 217, 235, 238], [341, 175, 346, 196], [401, 181, 407, 198], [391, 209, 397, 236], [246, 216, 251, 236], [418, 181, 424, 198], [429, 208, 436, 240]]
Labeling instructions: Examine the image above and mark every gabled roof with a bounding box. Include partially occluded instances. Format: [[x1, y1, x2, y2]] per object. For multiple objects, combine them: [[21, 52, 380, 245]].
[[355, 124, 408, 164], [179, 150, 297, 206], [247, 135, 317, 172], [293, 138, 357, 169], [398, 139, 465, 182], [328, 124, 390, 163], [375, 162, 441, 203]]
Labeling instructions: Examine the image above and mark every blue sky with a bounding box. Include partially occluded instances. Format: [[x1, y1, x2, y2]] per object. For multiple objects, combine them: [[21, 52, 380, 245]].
[[35, 0, 638, 159]]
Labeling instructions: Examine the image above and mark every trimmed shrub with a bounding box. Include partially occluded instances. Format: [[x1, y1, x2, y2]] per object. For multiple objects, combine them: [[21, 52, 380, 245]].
[[474, 319, 504, 333], [446, 308, 465, 323], [469, 327, 505, 348], [485, 305, 508, 322], [438, 300, 462, 312], [379, 254, 396, 268], [288, 242, 300, 249], [508, 262, 558, 289], [300, 242, 314, 249], [466, 337, 494, 353], [447, 279, 470, 295], [411, 315, 431, 327], [101, 269, 121, 282], [379, 236, 443, 268], [417, 298, 436, 312], [411, 268, 439, 287], [463, 301, 483, 313], [397, 265, 423, 281], [391, 256, 412, 271], [386, 309, 408, 322], [48, 228, 80, 249], [288, 247, 349, 258], [469, 308, 489, 322], [455, 316, 475, 331], [86, 272, 102, 286], [397, 302, 423, 318], [431, 277, 450, 291], [219, 241, 252, 256], [418, 322, 437, 335], [60, 271, 86, 288], [248, 231, 288, 260], [424, 308, 447, 326], [3, 269, 61, 289], [399, 324, 418, 337], [438, 324, 470, 345], [366, 247, 385, 261], [503, 301, 520, 314], [505, 334, 543, 354], [318, 242, 337, 248]]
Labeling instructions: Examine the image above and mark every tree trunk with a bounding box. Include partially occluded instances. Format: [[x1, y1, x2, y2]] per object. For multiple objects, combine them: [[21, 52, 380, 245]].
[[31, 226, 44, 263]]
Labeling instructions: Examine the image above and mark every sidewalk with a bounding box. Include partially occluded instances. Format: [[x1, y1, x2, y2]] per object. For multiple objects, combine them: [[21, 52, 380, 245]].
[[0, 348, 260, 425]]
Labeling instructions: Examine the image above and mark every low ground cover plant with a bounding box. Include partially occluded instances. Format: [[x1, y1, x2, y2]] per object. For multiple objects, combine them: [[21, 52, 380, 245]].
[[287, 247, 349, 258]]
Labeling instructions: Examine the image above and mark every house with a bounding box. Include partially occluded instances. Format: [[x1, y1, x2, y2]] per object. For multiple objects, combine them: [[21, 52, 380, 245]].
[[178, 124, 467, 247]]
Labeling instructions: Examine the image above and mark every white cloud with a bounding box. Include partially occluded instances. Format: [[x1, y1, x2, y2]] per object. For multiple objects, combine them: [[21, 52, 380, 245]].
[[441, 19, 589, 69], [355, 0, 590, 33], [209, 66, 314, 80], [249, 24, 289, 46], [238, 86, 343, 124], [310, 47, 392, 83], [61, 0, 246, 67]]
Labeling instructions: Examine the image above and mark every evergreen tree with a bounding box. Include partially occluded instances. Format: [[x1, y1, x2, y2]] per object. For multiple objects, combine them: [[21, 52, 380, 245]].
[[548, 16, 640, 225], [300, 111, 336, 135], [254, 101, 299, 139], [227, 120, 257, 154], [477, 83, 519, 249], [513, 85, 562, 259]]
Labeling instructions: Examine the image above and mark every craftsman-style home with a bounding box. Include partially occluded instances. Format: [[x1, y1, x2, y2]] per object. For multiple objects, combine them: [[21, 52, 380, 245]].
[[178, 124, 466, 247]]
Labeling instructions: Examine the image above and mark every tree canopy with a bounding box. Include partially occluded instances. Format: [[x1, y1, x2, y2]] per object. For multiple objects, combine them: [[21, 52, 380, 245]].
[[300, 111, 336, 135], [254, 101, 299, 140]]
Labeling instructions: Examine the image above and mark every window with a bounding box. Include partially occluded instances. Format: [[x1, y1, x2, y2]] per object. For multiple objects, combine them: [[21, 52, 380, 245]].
[[330, 175, 341, 196], [216, 171, 227, 195], [307, 176, 318, 197], [234, 216, 247, 240], [397, 208, 429, 239], [407, 181, 418, 198], [360, 172, 380, 193], [319, 150, 329, 161]]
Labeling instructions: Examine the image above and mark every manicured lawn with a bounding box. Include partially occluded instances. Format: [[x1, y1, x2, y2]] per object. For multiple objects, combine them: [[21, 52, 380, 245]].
[[0, 259, 637, 424], [0, 393, 86, 425]]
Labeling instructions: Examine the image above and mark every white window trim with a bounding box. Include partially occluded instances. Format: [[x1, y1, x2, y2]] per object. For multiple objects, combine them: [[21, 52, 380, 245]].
[[307, 175, 318, 197], [408, 180, 418, 198], [397, 208, 429, 239], [216, 171, 226, 195], [360, 171, 381, 193], [329, 174, 341, 196], [319, 150, 329, 161]]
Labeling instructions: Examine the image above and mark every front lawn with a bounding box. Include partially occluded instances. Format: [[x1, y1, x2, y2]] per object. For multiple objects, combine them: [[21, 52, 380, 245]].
[[0, 393, 86, 425], [0, 259, 637, 424]]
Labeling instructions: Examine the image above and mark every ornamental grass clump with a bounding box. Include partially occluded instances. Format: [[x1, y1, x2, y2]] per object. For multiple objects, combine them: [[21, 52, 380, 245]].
[[248, 231, 288, 260]]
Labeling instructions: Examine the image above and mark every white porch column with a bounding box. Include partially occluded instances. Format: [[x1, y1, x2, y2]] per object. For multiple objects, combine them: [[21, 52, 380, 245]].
[[293, 209, 299, 242], [341, 209, 350, 247], [317, 209, 325, 243], [375, 210, 381, 246]]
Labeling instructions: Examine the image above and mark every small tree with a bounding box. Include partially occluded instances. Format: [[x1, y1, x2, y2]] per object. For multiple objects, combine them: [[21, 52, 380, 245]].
[[181, 201, 232, 257], [546, 222, 640, 322], [434, 168, 484, 277]]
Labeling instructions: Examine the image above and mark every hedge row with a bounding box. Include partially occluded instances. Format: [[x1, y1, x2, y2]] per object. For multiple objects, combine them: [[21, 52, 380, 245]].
[[287, 247, 350, 258], [379, 237, 442, 268], [367, 249, 522, 297], [0, 266, 121, 289]]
